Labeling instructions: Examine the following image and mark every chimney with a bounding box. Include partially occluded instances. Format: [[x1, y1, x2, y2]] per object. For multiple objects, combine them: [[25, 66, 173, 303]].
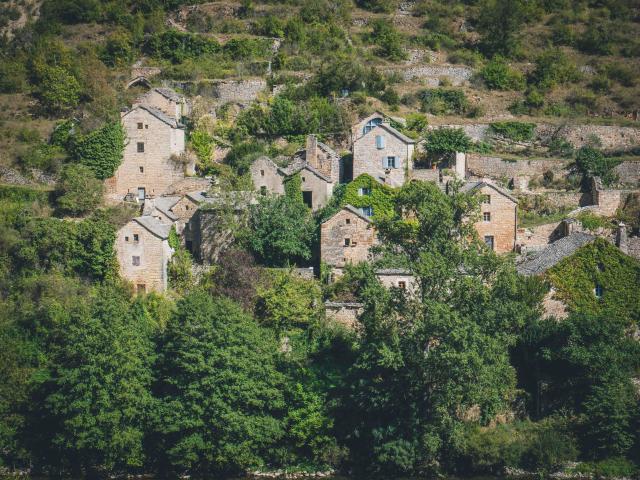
[[617, 222, 628, 254], [306, 134, 318, 169]]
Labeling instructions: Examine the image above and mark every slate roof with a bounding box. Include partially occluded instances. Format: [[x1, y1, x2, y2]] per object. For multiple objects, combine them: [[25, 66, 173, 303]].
[[367, 122, 417, 145], [124, 105, 184, 128], [154, 87, 182, 102], [133, 216, 172, 240], [516, 232, 596, 276], [461, 180, 517, 203], [151, 196, 181, 220]]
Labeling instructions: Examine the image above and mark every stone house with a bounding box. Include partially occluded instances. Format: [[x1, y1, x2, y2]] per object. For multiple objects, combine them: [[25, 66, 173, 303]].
[[352, 115, 416, 188], [134, 87, 189, 120], [106, 105, 192, 201], [320, 205, 377, 274], [462, 180, 518, 253], [250, 156, 286, 197], [376, 268, 418, 293], [116, 216, 173, 293]]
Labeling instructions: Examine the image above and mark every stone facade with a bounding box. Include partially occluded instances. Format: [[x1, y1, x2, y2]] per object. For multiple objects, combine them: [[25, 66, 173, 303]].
[[106, 106, 190, 200], [353, 123, 415, 188], [463, 181, 518, 253], [517, 222, 565, 251], [116, 216, 173, 293], [325, 301, 363, 328], [376, 269, 418, 293], [466, 153, 572, 181], [299, 165, 334, 211], [250, 156, 286, 196], [134, 87, 189, 120], [394, 64, 473, 85], [321, 206, 377, 269], [303, 135, 341, 183]]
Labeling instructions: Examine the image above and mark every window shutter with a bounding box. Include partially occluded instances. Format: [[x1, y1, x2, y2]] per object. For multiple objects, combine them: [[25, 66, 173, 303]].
[[376, 135, 385, 149], [382, 157, 388, 168]]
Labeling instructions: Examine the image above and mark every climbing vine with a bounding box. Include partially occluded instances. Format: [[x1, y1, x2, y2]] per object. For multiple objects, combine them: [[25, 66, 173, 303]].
[[546, 238, 640, 323], [72, 121, 126, 179], [342, 174, 396, 219]]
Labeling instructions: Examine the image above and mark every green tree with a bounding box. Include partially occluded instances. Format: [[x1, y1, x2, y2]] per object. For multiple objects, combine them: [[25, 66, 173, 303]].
[[36, 66, 81, 115], [425, 127, 472, 164], [24, 283, 155, 475], [530, 49, 579, 90], [72, 121, 126, 179], [481, 56, 525, 90], [153, 292, 285, 476], [477, 0, 531, 57], [370, 19, 406, 61], [574, 146, 620, 185], [55, 164, 104, 216], [247, 194, 317, 267]]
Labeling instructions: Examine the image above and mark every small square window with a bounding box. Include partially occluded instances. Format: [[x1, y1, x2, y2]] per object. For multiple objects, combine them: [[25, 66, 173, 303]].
[[346, 218, 351, 225], [398, 281, 406, 290], [483, 195, 491, 204], [344, 238, 351, 246], [139, 166, 144, 173], [594, 284, 603, 298], [133, 234, 139, 242], [137, 142, 145, 153], [484, 235, 495, 250], [260, 169, 265, 177], [358, 187, 371, 196], [483, 212, 491, 222], [137, 122, 143, 129], [125, 236, 129, 242], [132, 256, 140, 266], [145, 124, 148, 129]]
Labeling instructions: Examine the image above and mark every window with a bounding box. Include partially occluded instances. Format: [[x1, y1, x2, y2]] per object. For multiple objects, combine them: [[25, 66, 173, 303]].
[[125, 236, 129, 242], [137, 187, 145, 200], [345, 218, 351, 225], [260, 186, 267, 196], [375, 135, 385, 149], [145, 124, 148, 129], [594, 284, 603, 299], [302, 176, 306, 182], [383, 156, 397, 169], [398, 281, 406, 290], [483, 195, 491, 204], [137, 122, 143, 129], [139, 166, 144, 173], [363, 117, 383, 134], [137, 142, 145, 153], [302, 191, 312, 209], [136, 284, 146, 294], [484, 235, 495, 250], [344, 238, 351, 246], [483, 212, 491, 222], [358, 187, 371, 196], [361, 206, 373, 217], [133, 234, 139, 242], [185, 205, 190, 211], [132, 256, 141, 266], [260, 169, 265, 177]]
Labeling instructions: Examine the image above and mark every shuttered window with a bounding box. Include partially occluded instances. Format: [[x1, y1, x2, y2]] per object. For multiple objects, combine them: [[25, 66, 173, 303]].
[[376, 135, 385, 149]]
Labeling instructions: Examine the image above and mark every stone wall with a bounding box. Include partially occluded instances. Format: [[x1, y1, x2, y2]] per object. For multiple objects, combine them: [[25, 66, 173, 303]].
[[613, 161, 640, 185], [165, 177, 211, 195], [300, 166, 334, 211], [325, 301, 362, 328], [472, 185, 517, 253], [320, 208, 376, 268], [170, 78, 267, 106], [466, 154, 571, 179], [517, 222, 565, 250], [410, 168, 439, 182], [250, 156, 285, 196], [116, 220, 171, 293], [395, 64, 473, 85]]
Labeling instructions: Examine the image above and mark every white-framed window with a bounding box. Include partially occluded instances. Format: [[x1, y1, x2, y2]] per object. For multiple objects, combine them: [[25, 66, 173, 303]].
[[375, 135, 385, 149], [483, 212, 491, 222], [383, 156, 397, 169], [361, 206, 374, 217], [483, 194, 491, 204], [594, 284, 603, 299], [363, 118, 383, 134], [358, 187, 372, 196], [484, 235, 495, 250]]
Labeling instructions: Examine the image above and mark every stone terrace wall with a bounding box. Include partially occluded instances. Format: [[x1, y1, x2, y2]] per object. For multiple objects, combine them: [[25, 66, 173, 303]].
[[466, 154, 571, 179], [517, 222, 565, 249], [614, 161, 640, 184], [394, 64, 473, 86], [166, 78, 267, 106]]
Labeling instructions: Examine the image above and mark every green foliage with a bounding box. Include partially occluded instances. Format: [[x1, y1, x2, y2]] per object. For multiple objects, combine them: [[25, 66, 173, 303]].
[[405, 113, 428, 134], [578, 20, 616, 55], [356, 0, 396, 13], [55, 164, 103, 216], [575, 146, 620, 185], [189, 128, 215, 170], [481, 56, 525, 90], [168, 248, 194, 295], [25, 282, 156, 474], [548, 137, 574, 158], [575, 211, 610, 231], [247, 194, 317, 267], [0, 59, 27, 93], [255, 270, 322, 331], [369, 19, 406, 61], [101, 31, 134, 67], [425, 127, 472, 155], [490, 121, 536, 142], [419, 88, 470, 115], [153, 291, 285, 476], [546, 238, 640, 322], [143, 29, 221, 63], [530, 49, 579, 90], [168, 225, 180, 250], [72, 121, 126, 180], [477, 0, 532, 57], [36, 66, 81, 115]]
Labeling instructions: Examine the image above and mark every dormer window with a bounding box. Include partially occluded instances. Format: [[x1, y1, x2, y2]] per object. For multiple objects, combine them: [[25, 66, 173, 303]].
[[363, 117, 383, 135]]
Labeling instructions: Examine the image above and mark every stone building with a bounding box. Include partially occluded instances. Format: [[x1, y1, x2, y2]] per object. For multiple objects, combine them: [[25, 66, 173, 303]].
[[320, 205, 377, 274], [352, 114, 416, 188], [106, 105, 191, 201], [133, 87, 189, 120], [116, 216, 173, 293], [250, 156, 286, 196], [376, 268, 418, 293], [462, 180, 518, 253]]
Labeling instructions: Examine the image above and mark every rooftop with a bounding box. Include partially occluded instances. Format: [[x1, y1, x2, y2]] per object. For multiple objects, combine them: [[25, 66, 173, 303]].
[[516, 232, 596, 276]]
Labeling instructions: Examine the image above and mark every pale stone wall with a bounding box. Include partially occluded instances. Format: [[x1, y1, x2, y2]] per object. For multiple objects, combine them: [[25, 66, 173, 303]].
[[321, 208, 376, 268], [116, 220, 171, 293], [473, 185, 517, 253], [542, 288, 568, 319], [377, 271, 418, 294], [410, 168, 439, 182], [250, 157, 285, 195], [466, 154, 571, 179], [325, 302, 363, 328], [394, 64, 473, 84], [517, 222, 565, 250], [300, 166, 334, 211], [107, 108, 187, 199], [169, 195, 200, 234], [353, 127, 413, 187]]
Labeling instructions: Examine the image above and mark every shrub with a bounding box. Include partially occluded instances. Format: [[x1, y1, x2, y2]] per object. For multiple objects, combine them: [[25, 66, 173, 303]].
[[357, 0, 396, 13], [143, 29, 221, 63], [369, 19, 406, 61], [578, 20, 615, 55], [72, 122, 126, 180], [490, 121, 536, 142], [605, 64, 635, 87], [0, 60, 27, 94], [574, 146, 620, 185], [548, 137, 574, 158], [419, 88, 470, 115], [425, 127, 472, 158], [530, 49, 579, 90], [55, 164, 104, 216], [481, 56, 525, 90], [36, 66, 81, 115], [100, 31, 133, 67]]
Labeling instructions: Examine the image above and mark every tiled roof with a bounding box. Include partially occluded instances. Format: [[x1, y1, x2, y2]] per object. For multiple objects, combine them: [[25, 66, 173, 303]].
[[516, 232, 596, 276], [462, 180, 517, 203], [125, 105, 183, 128], [133, 216, 172, 240], [143, 196, 180, 220]]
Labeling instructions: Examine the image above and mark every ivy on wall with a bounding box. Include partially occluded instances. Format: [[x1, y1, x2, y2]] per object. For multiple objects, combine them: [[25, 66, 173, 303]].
[[73, 121, 126, 180], [546, 238, 640, 323]]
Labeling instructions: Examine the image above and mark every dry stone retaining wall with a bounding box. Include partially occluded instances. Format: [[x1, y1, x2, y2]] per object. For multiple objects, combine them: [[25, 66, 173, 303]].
[[466, 154, 571, 179], [393, 64, 473, 85]]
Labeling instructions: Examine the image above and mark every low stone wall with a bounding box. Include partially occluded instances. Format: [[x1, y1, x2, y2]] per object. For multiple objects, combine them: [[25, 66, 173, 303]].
[[410, 168, 439, 182], [613, 160, 640, 185], [466, 154, 571, 179], [394, 64, 473, 85], [325, 301, 362, 328], [166, 78, 267, 106], [543, 191, 589, 209], [517, 222, 565, 249]]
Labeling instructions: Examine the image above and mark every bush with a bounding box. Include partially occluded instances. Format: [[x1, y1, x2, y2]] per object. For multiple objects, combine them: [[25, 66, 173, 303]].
[[529, 49, 579, 90], [369, 19, 406, 61], [575, 146, 620, 185], [357, 0, 396, 13], [425, 127, 472, 157], [36, 66, 81, 115], [578, 20, 615, 55], [72, 122, 126, 180], [419, 88, 470, 115], [490, 121, 536, 142], [481, 56, 525, 90], [548, 137, 574, 158], [55, 164, 104, 216], [143, 29, 221, 63]]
